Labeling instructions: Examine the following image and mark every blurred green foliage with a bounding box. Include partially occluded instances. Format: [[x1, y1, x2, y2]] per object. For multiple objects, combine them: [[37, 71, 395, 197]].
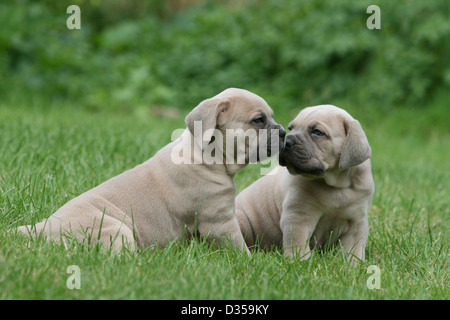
[[1, 0, 449, 112]]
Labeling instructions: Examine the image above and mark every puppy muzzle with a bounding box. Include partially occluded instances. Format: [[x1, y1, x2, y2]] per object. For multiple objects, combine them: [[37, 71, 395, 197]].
[[279, 134, 325, 176]]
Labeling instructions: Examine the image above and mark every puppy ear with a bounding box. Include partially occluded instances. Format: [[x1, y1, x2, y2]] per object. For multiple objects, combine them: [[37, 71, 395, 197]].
[[185, 98, 231, 150], [339, 119, 371, 170]]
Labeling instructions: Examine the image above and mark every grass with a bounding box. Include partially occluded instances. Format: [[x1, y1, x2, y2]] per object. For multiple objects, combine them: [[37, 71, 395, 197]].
[[0, 99, 448, 300]]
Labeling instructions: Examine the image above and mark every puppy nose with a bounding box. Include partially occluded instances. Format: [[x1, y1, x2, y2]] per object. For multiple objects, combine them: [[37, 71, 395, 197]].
[[279, 127, 286, 139], [285, 136, 294, 148]]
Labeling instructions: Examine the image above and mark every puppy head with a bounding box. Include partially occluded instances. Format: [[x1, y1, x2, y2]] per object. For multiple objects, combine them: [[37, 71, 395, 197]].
[[185, 88, 285, 163], [279, 105, 371, 177]]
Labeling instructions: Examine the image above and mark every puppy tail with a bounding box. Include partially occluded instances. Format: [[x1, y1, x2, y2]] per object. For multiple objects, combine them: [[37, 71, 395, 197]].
[[17, 224, 34, 236], [17, 221, 46, 238]]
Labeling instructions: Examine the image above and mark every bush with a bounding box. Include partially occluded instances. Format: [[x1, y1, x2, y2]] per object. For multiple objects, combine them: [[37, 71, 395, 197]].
[[1, 0, 449, 111]]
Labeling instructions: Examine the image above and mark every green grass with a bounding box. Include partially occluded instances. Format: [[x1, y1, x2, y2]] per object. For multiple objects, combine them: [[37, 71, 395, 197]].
[[0, 100, 448, 300]]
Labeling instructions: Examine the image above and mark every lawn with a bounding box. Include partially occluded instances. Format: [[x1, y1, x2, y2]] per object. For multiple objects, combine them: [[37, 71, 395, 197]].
[[0, 99, 448, 300]]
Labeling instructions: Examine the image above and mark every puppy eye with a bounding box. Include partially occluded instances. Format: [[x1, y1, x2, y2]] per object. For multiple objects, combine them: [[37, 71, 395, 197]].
[[251, 117, 264, 124], [312, 129, 325, 136], [287, 125, 293, 131]]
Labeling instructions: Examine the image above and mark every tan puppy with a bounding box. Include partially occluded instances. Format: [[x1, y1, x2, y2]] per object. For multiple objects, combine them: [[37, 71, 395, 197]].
[[236, 105, 374, 263], [18, 88, 285, 253]]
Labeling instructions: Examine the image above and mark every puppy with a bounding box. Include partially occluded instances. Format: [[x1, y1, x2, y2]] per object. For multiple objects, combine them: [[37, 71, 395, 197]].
[[236, 105, 374, 263], [18, 88, 285, 253]]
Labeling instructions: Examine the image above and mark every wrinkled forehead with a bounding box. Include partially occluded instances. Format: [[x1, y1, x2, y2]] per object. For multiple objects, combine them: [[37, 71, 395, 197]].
[[290, 105, 353, 128], [217, 88, 273, 115]]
